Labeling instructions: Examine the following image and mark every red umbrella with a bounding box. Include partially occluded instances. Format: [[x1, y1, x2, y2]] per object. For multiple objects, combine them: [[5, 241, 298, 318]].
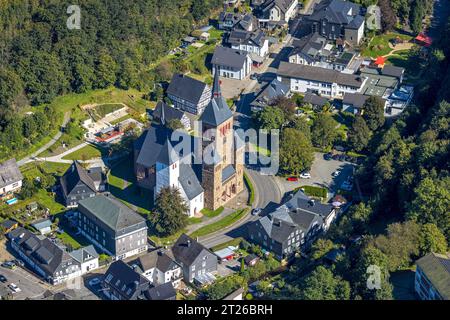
[[374, 56, 386, 66]]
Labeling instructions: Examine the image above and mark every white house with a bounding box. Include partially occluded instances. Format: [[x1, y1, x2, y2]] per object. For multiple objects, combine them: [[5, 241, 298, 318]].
[[211, 46, 252, 80], [8, 228, 99, 285], [277, 61, 366, 99], [0, 158, 23, 200], [259, 0, 298, 23], [131, 250, 183, 289], [227, 29, 269, 63], [154, 140, 204, 217]]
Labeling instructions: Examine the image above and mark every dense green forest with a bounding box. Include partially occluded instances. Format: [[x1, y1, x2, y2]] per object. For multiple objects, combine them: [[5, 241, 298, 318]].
[[0, 0, 221, 159]]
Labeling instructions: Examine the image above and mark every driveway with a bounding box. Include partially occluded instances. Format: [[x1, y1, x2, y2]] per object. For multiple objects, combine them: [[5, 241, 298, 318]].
[[277, 153, 355, 198], [17, 111, 71, 167]]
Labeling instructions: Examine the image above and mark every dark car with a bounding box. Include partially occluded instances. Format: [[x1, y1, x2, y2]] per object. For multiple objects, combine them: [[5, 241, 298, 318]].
[[324, 153, 333, 160], [0, 274, 7, 283], [344, 155, 352, 162], [332, 154, 340, 161], [338, 154, 346, 161]]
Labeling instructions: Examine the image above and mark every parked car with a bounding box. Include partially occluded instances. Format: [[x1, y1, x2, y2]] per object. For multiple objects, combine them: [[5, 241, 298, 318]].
[[338, 154, 346, 161], [0, 274, 7, 283], [324, 153, 333, 160], [332, 154, 340, 161], [251, 208, 262, 216], [14, 260, 24, 267], [1, 261, 16, 270], [299, 172, 311, 179], [287, 176, 298, 182], [332, 170, 341, 177], [8, 283, 21, 293], [88, 277, 101, 287]]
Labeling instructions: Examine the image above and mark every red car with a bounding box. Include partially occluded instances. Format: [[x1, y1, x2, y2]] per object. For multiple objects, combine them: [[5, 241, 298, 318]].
[[287, 177, 298, 182]]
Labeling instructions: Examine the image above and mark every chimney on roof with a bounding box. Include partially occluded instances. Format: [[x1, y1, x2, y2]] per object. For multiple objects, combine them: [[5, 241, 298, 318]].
[[187, 239, 191, 247]]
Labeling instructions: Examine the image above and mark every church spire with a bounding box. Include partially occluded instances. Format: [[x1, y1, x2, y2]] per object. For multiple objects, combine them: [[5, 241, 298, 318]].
[[212, 67, 221, 98]]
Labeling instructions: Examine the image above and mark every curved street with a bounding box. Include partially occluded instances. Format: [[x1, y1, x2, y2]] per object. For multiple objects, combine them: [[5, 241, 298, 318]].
[[199, 168, 283, 248]]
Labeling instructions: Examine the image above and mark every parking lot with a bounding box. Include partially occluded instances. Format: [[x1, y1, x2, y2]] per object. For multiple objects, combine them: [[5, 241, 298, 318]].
[[278, 152, 355, 198]]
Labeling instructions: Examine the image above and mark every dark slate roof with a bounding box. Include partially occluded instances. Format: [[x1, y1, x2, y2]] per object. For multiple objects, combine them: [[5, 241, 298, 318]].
[[167, 74, 209, 105], [244, 254, 259, 265], [134, 124, 194, 168], [309, 0, 361, 25], [252, 79, 290, 108], [255, 189, 329, 244], [78, 195, 146, 233], [0, 158, 23, 189], [416, 253, 450, 299], [211, 46, 249, 70], [343, 92, 369, 109], [381, 65, 405, 79], [347, 14, 365, 29], [199, 70, 233, 127], [146, 282, 176, 300], [132, 250, 179, 273], [156, 139, 179, 166], [153, 101, 185, 122], [8, 227, 74, 276], [179, 163, 204, 200], [262, 0, 296, 14], [228, 29, 266, 47], [60, 161, 97, 197], [278, 61, 365, 87], [303, 92, 329, 107], [291, 33, 328, 59], [103, 260, 149, 300], [222, 164, 236, 183], [172, 234, 213, 267], [69, 245, 98, 264]]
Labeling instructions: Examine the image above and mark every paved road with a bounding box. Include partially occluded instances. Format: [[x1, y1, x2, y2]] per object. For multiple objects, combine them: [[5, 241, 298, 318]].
[[17, 111, 71, 167], [0, 265, 51, 300]]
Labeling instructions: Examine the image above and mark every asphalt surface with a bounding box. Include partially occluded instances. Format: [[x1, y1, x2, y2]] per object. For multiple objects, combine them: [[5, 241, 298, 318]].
[[17, 111, 71, 167]]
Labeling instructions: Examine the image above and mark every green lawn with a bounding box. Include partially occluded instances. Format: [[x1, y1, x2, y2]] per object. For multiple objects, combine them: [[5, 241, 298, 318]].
[[243, 173, 255, 206], [362, 33, 413, 58], [94, 103, 125, 118], [190, 208, 249, 238], [110, 114, 132, 125], [62, 144, 107, 161], [201, 206, 224, 218], [107, 157, 152, 214]]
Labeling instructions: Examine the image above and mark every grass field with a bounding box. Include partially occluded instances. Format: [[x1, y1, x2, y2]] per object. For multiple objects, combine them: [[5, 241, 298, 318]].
[[107, 157, 152, 214], [362, 33, 413, 58], [201, 206, 224, 218], [62, 144, 107, 161], [189, 208, 248, 238]]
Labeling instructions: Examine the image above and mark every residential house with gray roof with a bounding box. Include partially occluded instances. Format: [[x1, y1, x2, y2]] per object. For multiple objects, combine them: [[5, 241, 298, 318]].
[[211, 46, 252, 80], [166, 73, 211, 115], [130, 249, 182, 288], [254, 0, 299, 24], [289, 33, 358, 72], [77, 194, 148, 260], [277, 61, 367, 98], [218, 12, 257, 31], [415, 252, 450, 300], [60, 161, 105, 208], [171, 234, 218, 285], [251, 78, 291, 111], [0, 158, 23, 200], [146, 282, 177, 300], [247, 189, 338, 260], [102, 260, 150, 300], [8, 227, 99, 285], [227, 29, 269, 63], [303, 0, 365, 45]]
